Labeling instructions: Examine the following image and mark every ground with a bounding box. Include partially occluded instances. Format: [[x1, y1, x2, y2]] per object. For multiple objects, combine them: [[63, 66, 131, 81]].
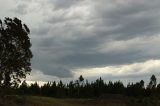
[[0, 95, 160, 106]]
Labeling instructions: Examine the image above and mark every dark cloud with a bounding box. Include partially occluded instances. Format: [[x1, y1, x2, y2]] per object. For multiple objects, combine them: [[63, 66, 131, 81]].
[[31, 0, 160, 78], [31, 48, 73, 78], [55, 49, 160, 68], [2, 0, 160, 80], [90, 1, 160, 40]]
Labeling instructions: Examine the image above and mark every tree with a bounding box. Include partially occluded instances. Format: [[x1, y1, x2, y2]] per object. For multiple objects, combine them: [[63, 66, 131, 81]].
[[76, 75, 84, 97], [57, 80, 65, 97], [19, 80, 28, 94], [148, 75, 157, 89], [156, 83, 160, 93], [140, 80, 145, 88], [68, 81, 74, 97], [29, 82, 40, 95], [0, 17, 33, 87], [79, 75, 84, 86]]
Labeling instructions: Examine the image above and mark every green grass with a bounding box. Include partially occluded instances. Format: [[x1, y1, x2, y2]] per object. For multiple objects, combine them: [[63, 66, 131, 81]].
[[26, 96, 101, 106], [1, 95, 160, 106]]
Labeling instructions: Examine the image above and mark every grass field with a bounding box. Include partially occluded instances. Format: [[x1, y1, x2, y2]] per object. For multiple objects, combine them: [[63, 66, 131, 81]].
[[0, 95, 160, 106]]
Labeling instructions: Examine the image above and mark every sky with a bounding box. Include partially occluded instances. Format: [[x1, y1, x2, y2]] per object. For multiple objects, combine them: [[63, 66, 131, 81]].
[[1, 0, 160, 85]]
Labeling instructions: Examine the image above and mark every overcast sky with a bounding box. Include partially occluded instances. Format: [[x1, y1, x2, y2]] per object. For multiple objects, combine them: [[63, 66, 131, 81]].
[[1, 0, 160, 84]]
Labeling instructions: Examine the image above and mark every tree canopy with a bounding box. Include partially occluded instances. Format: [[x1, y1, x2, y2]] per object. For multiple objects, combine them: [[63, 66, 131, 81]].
[[16, 74, 160, 98], [0, 17, 32, 87]]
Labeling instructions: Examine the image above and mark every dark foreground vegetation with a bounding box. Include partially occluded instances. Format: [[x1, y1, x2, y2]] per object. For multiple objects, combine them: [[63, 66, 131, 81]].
[[0, 75, 159, 97], [0, 74, 160, 106], [1, 75, 160, 106], [1, 74, 159, 98]]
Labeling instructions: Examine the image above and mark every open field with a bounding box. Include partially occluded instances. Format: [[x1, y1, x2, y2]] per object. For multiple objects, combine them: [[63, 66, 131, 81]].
[[1, 95, 160, 106]]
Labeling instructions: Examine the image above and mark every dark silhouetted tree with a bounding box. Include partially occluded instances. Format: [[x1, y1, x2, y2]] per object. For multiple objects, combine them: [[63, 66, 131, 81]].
[[148, 75, 157, 89], [0, 17, 33, 88], [156, 83, 160, 94], [140, 80, 145, 88], [29, 82, 40, 95], [19, 80, 28, 95], [79, 75, 84, 85], [57, 80, 65, 97], [76, 75, 84, 97], [68, 81, 74, 97], [41, 82, 52, 96]]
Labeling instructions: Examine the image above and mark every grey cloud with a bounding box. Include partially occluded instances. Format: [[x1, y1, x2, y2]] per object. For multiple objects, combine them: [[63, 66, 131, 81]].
[[89, 1, 160, 40], [5, 0, 160, 79], [31, 48, 73, 78], [55, 49, 160, 68], [14, 4, 28, 14], [32, 26, 50, 36], [49, 0, 80, 10]]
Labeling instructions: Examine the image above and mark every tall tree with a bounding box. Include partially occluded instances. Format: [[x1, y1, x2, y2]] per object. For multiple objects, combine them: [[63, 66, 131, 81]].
[[0, 17, 33, 87], [148, 75, 157, 89], [79, 75, 84, 86], [29, 82, 40, 95], [19, 80, 28, 94], [68, 81, 74, 97], [140, 80, 145, 88], [77, 75, 84, 97]]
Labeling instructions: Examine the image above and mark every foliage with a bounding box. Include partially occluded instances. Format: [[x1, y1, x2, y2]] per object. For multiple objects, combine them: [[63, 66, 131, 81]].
[[16, 75, 160, 98], [0, 17, 32, 87]]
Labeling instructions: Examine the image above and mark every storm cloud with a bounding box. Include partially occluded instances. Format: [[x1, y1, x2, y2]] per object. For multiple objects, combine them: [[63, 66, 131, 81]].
[[1, 0, 160, 82]]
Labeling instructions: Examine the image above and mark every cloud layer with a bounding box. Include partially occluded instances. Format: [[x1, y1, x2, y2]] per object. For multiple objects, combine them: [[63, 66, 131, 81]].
[[1, 0, 160, 82]]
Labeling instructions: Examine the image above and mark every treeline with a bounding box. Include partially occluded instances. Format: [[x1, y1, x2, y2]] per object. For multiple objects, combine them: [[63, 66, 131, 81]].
[[1, 75, 160, 98]]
